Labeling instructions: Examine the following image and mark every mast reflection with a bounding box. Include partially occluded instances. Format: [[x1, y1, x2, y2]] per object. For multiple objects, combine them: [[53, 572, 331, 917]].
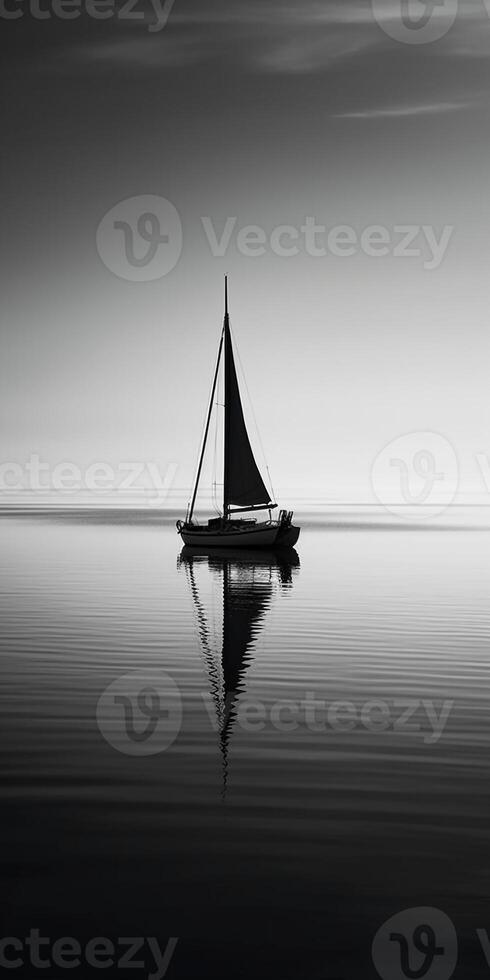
[[178, 546, 300, 796]]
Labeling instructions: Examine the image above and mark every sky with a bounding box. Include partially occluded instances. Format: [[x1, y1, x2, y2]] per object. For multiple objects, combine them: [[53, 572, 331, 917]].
[[2, 0, 490, 507]]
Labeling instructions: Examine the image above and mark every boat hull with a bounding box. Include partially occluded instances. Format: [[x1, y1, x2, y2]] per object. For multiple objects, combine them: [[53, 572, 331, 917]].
[[179, 522, 281, 548], [179, 523, 299, 549]]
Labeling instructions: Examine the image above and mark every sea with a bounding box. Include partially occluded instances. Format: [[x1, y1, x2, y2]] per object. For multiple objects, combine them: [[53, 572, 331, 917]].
[[1, 506, 490, 979]]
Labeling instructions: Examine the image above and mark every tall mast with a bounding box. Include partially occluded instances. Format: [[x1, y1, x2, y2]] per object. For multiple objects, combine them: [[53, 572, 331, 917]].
[[223, 275, 231, 520]]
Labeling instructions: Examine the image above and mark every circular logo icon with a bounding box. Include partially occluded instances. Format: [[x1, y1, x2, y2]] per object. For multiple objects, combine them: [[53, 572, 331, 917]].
[[96, 669, 182, 755], [371, 430, 458, 519], [372, 907, 457, 980], [96, 195, 183, 282], [371, 0, 458, 44]]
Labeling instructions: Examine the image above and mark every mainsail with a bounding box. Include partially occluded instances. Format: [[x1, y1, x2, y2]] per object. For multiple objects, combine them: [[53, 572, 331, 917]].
[[187, 278, 274, 522], [223, 280, 273, 514]]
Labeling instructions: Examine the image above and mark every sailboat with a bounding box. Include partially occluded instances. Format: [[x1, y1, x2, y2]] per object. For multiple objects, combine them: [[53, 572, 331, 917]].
[[177, 279, 300, 548]]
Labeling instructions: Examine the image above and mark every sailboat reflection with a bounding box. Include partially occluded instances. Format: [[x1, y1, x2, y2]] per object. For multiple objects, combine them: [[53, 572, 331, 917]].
[[178, 546, 300, 795]]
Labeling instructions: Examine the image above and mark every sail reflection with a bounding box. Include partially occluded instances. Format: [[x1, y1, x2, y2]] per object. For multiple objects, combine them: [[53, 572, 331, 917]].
[[178, 546, 300, 795]]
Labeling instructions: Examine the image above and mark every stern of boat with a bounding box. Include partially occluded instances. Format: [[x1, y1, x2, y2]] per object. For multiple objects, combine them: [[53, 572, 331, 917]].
[[275, 524, 300, 547], [275, 510, 300, 547]]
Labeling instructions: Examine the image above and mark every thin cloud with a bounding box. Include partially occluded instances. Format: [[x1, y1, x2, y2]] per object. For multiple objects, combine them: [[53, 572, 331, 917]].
[[51, 0, 490, 86], [256, 33, 377, 73], [334, 100, 474, 119], [78, 36, 206, 68], [169, 0, 378, 26]]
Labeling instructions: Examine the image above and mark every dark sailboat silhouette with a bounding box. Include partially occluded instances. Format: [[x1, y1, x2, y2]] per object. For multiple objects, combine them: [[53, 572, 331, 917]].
[[177, 279, 300, 548], [178, 546, 300, 795]]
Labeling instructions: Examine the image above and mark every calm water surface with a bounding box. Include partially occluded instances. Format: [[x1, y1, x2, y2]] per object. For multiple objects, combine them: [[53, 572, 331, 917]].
[[1, 509, 490, 978]]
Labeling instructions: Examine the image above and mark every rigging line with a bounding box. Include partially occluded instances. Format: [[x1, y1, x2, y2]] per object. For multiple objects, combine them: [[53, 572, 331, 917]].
[[188, 325, 225, 522], [229, 320, 276, 504], [187, 375, 215, 519]]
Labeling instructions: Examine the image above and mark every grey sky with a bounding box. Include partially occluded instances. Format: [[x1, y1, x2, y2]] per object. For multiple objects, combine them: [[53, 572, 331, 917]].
[[2, 0, 490, 504]]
